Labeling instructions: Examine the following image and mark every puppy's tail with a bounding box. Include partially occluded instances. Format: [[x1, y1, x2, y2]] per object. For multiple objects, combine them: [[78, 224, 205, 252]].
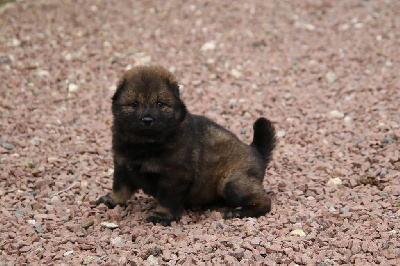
[[250, 117, 276, 165]]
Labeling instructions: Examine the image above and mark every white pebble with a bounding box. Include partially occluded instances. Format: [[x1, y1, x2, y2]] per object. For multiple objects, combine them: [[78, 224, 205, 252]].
[[277, 131, 286, 138], [325, 71, 337, 83], [339, 24, 350, 31], [329, 110, 344, 118], [344, 116, 352, 123], [231, 69, 242, 78], [47, 157, 58, 163], [68, 83, 78, 92], [147, 255, 159, 265], [327, 177, 342, 185], [283, 93, 292, 100], [201, 41, 216, 51], [290, 229, 306, 237], [354, 23, 364, 29], [63, 250, 74, 257], [100, 222, 119, 229]]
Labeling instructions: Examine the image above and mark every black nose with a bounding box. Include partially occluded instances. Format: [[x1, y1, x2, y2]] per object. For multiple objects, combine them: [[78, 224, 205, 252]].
[[141, 116, 154, 125]]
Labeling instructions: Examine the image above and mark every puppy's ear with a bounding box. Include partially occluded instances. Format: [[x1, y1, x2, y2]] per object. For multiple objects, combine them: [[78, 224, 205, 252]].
[[174, 85, 181, 99], [167, 78, 180, 99], [112, 79, 126, 102]]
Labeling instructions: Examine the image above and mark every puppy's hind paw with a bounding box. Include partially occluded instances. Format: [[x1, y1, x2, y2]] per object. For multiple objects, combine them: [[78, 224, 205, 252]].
[[146, 215, 172, 226], [96, 193, 116, 209], [223, 207, 244, 219]]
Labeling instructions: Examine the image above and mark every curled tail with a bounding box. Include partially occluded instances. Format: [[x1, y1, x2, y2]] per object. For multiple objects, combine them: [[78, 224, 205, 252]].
[[250, 117, 276, 165]]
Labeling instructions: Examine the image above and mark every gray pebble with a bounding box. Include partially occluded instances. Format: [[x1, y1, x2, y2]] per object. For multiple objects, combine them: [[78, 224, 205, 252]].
[[2, 142, 14, 150], [340, 206, 351, 214], [15, 210, 25, 216], [35, 225, 43, 233], [383, 136, 394, 143], [380, 193, 389, 198]]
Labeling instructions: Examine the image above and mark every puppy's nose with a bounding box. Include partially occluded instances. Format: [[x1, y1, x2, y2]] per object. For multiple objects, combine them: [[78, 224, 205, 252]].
[[141, 116, 154, 125]]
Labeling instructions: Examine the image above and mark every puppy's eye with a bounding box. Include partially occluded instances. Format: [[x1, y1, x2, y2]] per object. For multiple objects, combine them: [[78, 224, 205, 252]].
[[156, 102, 164, 108], [132, 102, 139, 108]]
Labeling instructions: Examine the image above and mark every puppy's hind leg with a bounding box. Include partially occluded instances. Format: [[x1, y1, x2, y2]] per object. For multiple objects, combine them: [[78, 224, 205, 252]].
[[96, 164, 137, 209], [222, 176, 271, 219]]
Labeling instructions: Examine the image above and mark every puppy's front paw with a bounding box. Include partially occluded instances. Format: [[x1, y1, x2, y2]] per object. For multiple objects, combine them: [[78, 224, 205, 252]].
[[223, 207, 244, 219], [146, 215, 172, 226], [96, 193, 116, 209]]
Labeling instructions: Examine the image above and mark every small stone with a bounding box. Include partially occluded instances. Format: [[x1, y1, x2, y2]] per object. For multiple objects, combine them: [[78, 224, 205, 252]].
[[305, 24, 316, 31], [63, 250, 74, 257], [231, 69, 242, 78], [271, 66, 280, 72], [35, 225, 43, 233], [100, 222, 119, 229], [47, 157, 58, 163], [354, 23, 364, 29], [106, 168, 114, 176], [35, 70, 50, 77], [15, 210, 25, 216], [250, 237, 262, 246], [325, 71, 337, 84], [324, 258, 335, 265], [19, 246, 31, 252], [201, 41, 216, 51], [344, 116, 352, 123], [191, 79, 202, 86], [380, 193, 389, 198], [11, 38, 21, 46], [326, 203, 336, 213], [68, 83, 79, 92], [277, 131, 286, 138], [329, 110, 344, 118], [81, 219, 94, 229], [383, 136, 394, 143], [83, 256, 94, 265], [290, 229, 306, 237], [327, 177, 342, 185], [283, 93, 292, 99], [339, 24, 350, 31], [2, 142, 14, 150], [147, 255, 159, 265], [27, 220, 36, 225], [111, 236, 125, 247], [340, 206, 351, 214], [108, 85, 116, 92]]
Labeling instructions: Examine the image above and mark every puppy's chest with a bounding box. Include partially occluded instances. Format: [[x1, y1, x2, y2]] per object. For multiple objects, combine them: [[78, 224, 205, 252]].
[[120, 153, 163, 173], [137, 158, 161, 173]]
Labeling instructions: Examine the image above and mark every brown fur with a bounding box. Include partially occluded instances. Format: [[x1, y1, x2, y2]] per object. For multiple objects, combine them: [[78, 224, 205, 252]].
[[96, 66, 276, 226]]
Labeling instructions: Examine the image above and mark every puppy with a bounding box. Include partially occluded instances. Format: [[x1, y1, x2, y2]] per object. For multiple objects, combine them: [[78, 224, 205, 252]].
[[97, 66, 276, 226]]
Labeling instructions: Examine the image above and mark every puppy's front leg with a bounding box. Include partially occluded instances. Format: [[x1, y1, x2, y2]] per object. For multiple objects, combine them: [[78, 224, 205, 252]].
[[96, 163, 137, 209], [146, 177, 190, 226]]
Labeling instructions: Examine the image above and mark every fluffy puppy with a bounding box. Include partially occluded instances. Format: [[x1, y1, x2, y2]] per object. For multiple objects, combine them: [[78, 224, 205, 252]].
[[97, 66, 276, 226]]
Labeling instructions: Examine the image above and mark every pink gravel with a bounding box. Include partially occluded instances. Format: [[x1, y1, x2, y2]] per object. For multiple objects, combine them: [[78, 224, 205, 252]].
[[1, 0, 399, 265]]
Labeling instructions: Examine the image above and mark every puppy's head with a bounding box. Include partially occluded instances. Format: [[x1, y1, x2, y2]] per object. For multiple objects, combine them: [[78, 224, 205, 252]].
[[112, 66, 187, 142]]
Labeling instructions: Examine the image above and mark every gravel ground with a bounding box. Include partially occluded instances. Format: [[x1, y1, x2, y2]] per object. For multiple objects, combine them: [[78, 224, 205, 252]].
[[1, 0, 399, 265]]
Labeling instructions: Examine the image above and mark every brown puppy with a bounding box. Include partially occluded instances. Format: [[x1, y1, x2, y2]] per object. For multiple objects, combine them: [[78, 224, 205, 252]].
[[97, 66, 276, 226]]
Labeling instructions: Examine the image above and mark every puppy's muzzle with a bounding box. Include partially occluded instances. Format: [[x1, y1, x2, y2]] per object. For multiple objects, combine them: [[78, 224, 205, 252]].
[[141, 116, 154, 126]]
